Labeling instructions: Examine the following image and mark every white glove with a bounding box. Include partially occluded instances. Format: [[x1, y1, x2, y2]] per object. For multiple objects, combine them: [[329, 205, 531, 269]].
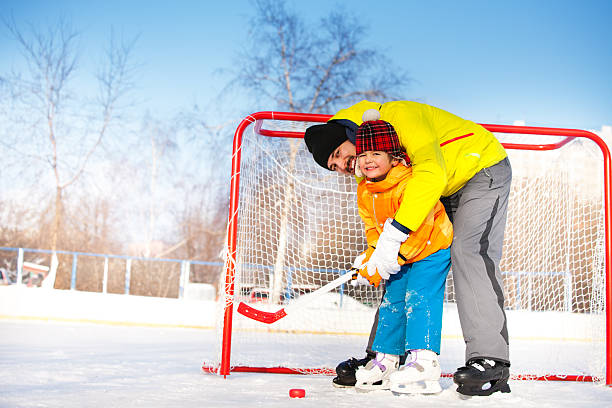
[[366, 219, 409, 280], [352, 252, 367, 270], [350, 273, 371, 287], [349, 252, 370, 286]]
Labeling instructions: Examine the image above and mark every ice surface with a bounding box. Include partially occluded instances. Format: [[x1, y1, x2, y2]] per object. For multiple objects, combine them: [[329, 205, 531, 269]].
[[2, 319, 612, 408]]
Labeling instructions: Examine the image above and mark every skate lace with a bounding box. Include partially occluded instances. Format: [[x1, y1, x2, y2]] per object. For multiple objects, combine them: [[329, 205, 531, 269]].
[[370, 353, 399, 372], [371, 355, 388, 372], [404, 350, 425, 372], [470, 359, 496, 372]]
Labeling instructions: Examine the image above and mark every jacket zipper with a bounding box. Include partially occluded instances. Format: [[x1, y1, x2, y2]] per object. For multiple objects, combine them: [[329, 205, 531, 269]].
[[372, 194, 379, 227]]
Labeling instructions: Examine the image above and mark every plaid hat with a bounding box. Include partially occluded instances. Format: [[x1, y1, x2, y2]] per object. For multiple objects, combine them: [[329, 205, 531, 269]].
[[304, 122, 348, 170], [356, 120, 406, 160]]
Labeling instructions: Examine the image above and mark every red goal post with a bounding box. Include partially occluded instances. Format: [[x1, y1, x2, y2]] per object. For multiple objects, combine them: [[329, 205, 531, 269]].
[[211, 111, 612, 384]]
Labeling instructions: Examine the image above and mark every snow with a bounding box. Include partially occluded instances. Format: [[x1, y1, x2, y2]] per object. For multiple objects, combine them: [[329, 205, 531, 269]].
[[2, 288, 612, 407]]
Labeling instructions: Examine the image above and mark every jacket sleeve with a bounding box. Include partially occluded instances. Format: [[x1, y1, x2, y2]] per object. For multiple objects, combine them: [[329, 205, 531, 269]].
[[383, 103, 447, 231]]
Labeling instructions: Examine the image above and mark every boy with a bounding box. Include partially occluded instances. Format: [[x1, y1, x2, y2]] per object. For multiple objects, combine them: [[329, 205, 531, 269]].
[[352, 119, 452, 394]]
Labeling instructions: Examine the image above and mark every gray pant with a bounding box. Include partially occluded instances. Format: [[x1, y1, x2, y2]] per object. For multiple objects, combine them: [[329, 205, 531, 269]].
[[441, 157, 512, 364], [365, 157, 512, 365]]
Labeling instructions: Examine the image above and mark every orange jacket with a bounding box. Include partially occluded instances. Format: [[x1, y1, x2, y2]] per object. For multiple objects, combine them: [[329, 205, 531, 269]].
[[357, 163, 453, 265]]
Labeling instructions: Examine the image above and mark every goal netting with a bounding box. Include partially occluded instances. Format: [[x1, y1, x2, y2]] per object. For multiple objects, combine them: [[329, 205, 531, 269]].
[[203, 112, 611, 383]]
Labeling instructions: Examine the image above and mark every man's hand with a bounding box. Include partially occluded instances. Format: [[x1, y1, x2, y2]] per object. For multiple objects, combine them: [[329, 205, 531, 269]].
[[364, 219, 409, 281]]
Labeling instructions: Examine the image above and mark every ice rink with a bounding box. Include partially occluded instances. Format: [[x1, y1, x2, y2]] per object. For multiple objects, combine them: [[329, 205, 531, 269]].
[[2, 319, 612, 408]]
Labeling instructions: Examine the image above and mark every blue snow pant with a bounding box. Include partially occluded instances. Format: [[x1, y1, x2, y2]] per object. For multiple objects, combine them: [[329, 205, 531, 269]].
[[371, 247, 451, 355]]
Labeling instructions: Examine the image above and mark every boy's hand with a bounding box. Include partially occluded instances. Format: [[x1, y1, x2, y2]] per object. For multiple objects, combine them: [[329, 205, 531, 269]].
[[351, 252, 367, 270], [350, 248, 378, 286], [350, 247, 375, 272], [366, 219, 409, 279], [350, 271, 372, 286], [358, 266, 382, 287]]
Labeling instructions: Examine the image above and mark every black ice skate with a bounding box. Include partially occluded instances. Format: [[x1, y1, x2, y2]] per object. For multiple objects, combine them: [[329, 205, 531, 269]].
[[332, 354, 373, 388], [453, 358, 511, 396]]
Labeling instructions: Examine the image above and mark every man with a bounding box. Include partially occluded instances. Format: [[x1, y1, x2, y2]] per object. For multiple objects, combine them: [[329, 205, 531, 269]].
[[304, 100, 512, 396]]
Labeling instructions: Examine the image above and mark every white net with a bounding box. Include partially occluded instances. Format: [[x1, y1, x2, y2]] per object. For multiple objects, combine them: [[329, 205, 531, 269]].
[[206, 117, 607, 381]]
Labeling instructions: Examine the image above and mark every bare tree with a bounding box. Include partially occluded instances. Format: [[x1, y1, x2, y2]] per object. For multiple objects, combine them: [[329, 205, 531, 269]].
[[165, 107, 233, 263], [0, 17, 137, 251], [123, 109, 229, 262], [228, 0, 412, 303], [233, 0, 411, 114], [137, 114, 179, 257]]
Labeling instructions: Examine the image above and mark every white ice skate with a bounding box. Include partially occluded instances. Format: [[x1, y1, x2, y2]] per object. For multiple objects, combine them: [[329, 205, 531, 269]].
[[354, 353, 399, 392], [389, 349, 442, 395]]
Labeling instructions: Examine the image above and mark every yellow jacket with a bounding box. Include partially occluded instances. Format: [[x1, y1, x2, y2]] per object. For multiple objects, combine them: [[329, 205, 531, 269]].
[[331, 100, 507, 231], [358, 164, 453, 265]]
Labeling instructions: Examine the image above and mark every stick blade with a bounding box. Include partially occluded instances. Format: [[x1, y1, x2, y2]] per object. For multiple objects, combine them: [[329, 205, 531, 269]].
[[236, 302, 287, 324]]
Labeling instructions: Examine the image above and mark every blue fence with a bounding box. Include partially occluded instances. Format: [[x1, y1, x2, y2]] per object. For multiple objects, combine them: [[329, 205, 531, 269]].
[[0, 246, 223, 299], [0, 246, 575, 311]]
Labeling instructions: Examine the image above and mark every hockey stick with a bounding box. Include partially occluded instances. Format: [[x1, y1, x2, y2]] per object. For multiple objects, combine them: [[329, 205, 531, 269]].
[[236, 271, 357, 324]]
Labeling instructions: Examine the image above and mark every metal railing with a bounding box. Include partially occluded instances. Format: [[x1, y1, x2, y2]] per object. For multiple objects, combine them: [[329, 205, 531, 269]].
[[0, 246, 223, 299]]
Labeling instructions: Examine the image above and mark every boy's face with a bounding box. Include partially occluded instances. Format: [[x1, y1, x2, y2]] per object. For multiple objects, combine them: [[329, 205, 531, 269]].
[[357, 150, 398, 181], [327, 140, 357, 175]]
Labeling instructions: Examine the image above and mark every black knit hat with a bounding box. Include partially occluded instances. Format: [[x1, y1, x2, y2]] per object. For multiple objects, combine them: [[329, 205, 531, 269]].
[[304, 122, 348, 170]]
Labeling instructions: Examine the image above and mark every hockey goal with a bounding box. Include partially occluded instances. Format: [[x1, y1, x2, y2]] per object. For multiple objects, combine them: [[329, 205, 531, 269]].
[[203, 111, 612, 384]]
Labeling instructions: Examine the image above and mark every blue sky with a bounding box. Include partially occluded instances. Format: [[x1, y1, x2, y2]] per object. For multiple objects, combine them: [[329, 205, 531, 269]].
[[2, 0, 611, 130]]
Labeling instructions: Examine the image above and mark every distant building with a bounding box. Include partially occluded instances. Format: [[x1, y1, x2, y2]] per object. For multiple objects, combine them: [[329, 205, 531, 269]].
[[593, 125, 612, 150]]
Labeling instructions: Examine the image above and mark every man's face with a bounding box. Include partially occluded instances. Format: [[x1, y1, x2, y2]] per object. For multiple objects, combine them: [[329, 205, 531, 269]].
[[327, 140, 356, 175]]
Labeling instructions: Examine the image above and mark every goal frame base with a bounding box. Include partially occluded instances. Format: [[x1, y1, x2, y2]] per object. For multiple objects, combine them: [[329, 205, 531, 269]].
[[201, 363, 598, 382]]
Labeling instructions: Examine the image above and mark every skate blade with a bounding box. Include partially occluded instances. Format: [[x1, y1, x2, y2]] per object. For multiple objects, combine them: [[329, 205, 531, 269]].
[[390, 380, 442, 395], [332, 382, 355, 389], [455, 381, 511, 397], [355, 380, 390, 393]]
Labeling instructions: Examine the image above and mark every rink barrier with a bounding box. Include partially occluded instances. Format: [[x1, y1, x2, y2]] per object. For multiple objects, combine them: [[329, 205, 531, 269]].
[[0, 246, 222, 298], [1, 246, 564, 309]]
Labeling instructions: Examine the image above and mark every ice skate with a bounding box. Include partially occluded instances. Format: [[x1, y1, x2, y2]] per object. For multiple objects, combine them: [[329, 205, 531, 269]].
[[354, 353, 399, 392], [389, 349, 442, 395], [332, 354, 373, 388], [453, 358, 511, 396]]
